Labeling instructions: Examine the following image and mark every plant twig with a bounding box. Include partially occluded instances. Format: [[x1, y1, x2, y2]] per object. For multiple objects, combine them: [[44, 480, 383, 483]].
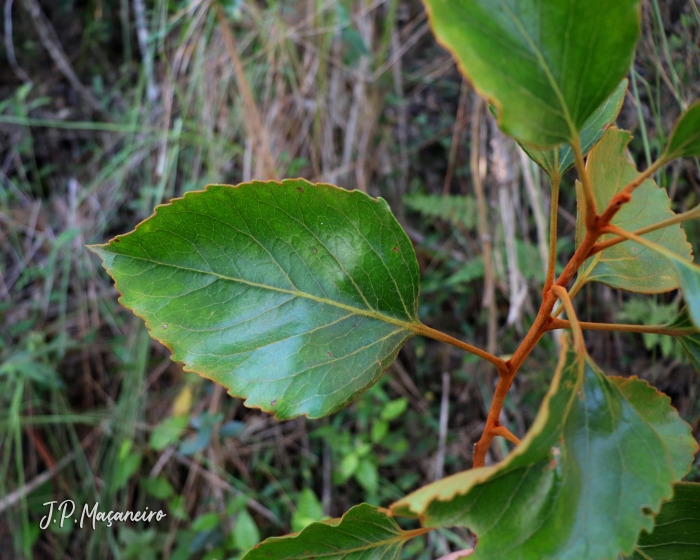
[[598, 157, 667, 226], [490, 425, 521, 445], [547, 318, 694, 337], [472, 226, 601, 468], [589, 203, 700, 257]]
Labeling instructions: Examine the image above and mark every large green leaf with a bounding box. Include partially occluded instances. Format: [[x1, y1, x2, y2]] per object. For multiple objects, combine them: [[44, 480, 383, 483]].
[[668, 308, 700, 373], [423, 0, 640, 147], [242, 503, 428, 559], [521, 79, 627, 181], [390, 335, 696, 560], [576, 127, 692, 293], [665, 100, 700, 159], [89, 180, 421, 420], [624, 483, 700, 560]]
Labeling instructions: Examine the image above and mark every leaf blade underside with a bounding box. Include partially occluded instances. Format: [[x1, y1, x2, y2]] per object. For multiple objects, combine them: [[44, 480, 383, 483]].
[[89, 180, 421, 420], [577, 127, 693, 293]]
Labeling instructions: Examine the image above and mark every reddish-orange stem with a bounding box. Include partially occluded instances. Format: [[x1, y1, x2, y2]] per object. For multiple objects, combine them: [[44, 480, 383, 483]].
[[548, 318, 693, 337], [490, 426, 521, 445], [470, 144, 667, 467]]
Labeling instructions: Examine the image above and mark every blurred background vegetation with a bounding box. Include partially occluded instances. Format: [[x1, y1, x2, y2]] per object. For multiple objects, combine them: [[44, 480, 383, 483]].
[[0, 0, 699, 558]]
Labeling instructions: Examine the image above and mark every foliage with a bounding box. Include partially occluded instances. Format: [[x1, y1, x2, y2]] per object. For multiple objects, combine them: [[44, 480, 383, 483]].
[[3, 0, 700, 558], [91, 0, 700, 554]]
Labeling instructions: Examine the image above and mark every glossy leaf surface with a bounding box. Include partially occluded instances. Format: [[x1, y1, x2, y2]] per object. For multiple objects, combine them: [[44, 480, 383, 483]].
[[521, 80, 627, 181], [624, 482, 700, 560], [424, 0, 640, 147], [90, 180, 420, 419], [577, 128, 692, 293], [391, 335, 695, 560], [665, 100, 700, 158], [242, 504, 427, 559]]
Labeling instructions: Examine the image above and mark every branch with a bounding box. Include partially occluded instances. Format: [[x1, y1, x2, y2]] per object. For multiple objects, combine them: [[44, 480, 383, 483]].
[[490, 426, 521, 445], [598, 157, 667, 227], [589, 203, 700, 257], [547, 318, 694, 337]]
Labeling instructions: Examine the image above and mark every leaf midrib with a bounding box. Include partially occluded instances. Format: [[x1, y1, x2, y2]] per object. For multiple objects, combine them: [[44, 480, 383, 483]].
[[498, 0, 578, 139], [103, 249, 421, 332], [262, 526, 429, 558]]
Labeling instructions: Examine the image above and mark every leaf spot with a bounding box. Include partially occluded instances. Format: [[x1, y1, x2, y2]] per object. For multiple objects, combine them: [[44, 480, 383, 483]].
[[162, 324, 168, 330], [297, 187, 304, 193], [328, 351, 333, 357], [393, 246, 399, 252]]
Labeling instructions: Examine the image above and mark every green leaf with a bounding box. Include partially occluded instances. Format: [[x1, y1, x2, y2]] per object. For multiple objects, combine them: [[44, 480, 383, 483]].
[[355, 459, 379, 494], [390, 334, 695, 560], [142, 476, 175, 500], [291, 488, 325, 533], [624, 482, 700, 560], [665, 100, 700, 158], [241, 504, 427, 559], [233, 509, 260, 552], [192, 512, 220, 532], [150, 415, 189, 451], [521, 79, 628, 181], [577, 127, 692, 293], [668, 308, 700, 372], [381, 397, 409, 421], [423, 0, 641, 147], [89, 180, 421, 420]]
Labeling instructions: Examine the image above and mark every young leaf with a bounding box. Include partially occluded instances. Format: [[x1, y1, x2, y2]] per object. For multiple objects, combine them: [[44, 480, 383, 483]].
[[624, 482, 700, 560], [89, 180, 420, 420], [242, 504, 428, 559], [423, 0, 640, 147], [668, 308, 700, 372], [390, 334, 696, 560], [576, 128, 692, 293], [291, 488, 325, 533], [520, 79, 628, 181], [665, 100, 700, 159]]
